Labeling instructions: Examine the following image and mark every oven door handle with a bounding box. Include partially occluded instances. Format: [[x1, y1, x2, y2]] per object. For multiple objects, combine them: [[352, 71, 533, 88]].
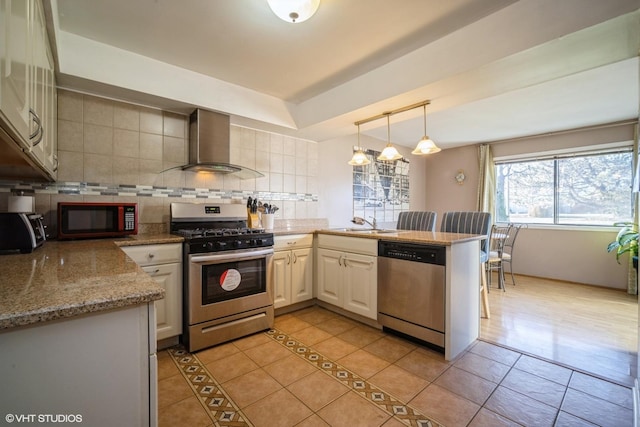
[[190, 248, 274, 264]]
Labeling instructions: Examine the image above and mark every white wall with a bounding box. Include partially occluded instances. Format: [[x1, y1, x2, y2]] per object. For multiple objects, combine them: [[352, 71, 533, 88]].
[[515, 227, 627, 289]]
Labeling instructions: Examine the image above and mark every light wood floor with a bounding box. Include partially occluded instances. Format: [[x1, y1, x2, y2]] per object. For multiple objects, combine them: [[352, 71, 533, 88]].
[[480, 273, 639, 387]]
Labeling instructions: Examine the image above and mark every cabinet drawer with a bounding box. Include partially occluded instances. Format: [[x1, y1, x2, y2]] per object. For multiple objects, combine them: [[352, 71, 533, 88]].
[[121, 243, 182, 266], [274, 234, 313, 251], [317, 234, 377, 256]]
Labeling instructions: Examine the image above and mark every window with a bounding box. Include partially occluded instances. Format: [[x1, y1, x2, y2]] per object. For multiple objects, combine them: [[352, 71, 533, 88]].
[[352, 148, 410, 222], [494, 149, 633, 226]]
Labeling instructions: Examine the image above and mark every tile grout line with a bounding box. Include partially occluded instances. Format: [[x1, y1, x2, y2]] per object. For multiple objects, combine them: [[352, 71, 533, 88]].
[[478, 337, 634, 389], [266, 327, 445, 427], [166, 346, 254, 427]]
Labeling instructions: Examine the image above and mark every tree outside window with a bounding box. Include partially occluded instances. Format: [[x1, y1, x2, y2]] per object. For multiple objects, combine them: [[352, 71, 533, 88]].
[[495, 151, 633, 226]]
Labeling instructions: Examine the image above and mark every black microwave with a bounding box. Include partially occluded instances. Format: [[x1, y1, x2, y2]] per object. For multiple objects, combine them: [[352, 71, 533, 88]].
[[57, 202, 138, 240]]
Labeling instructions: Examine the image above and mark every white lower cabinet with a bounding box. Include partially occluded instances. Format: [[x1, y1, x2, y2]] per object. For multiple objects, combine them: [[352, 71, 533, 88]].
[[142, 262, 182, 340], [273, 234, 313, 309], [121, 243, 182, 341], [0, 304, 157, 427], [316, 235, 378, 320]]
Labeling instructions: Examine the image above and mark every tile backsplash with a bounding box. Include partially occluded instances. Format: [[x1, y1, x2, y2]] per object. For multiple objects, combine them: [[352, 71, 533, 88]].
[[0, 90, 319, 236]]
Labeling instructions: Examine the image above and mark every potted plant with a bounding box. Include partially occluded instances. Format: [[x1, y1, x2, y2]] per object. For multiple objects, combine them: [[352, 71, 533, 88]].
[[607, 221, 638, 269]]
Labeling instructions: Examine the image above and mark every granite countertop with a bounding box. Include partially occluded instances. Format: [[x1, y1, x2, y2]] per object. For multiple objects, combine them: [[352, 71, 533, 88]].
[[315, 229, 485, 245], [0, 226, 482, 331], [113, 233, 184, 246], [0, 237, 172, 331], [272, 227, 320, 236]]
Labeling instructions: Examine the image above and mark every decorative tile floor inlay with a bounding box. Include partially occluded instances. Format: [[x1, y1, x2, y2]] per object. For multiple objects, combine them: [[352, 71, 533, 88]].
[[167, 347, 253, 427], [266, 328, 444, 427], [166, 327, 444, 427]]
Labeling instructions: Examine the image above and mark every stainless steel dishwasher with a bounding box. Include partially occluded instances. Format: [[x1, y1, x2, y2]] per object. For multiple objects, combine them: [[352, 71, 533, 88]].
[[377, 240, 446, 349]]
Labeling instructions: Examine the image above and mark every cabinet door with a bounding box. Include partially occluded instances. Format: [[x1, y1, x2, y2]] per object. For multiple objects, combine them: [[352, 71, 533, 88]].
[[143, 263, 182, 341], [316, 248, 343, 306], [0, 0, 31, 144], [343, 253, 378, 319], [272, 250, 291, 309], [41, 28, 56, 177], [44, 49, 58, 179], [291, 247, 313, 303], [27, 0, 46, 165]]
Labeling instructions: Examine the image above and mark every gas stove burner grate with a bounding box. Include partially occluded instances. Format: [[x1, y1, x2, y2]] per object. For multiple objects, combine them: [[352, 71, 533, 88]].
[[175, 227, 267, 239]]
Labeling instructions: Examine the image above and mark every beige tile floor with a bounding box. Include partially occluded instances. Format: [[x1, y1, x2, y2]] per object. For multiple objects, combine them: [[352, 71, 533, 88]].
[[158, 306, 634, 427]]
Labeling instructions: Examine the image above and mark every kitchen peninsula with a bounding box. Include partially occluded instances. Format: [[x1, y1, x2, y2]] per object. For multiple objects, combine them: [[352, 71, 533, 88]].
[[0, 236, 177, 427], [316, 228, 485, 361]]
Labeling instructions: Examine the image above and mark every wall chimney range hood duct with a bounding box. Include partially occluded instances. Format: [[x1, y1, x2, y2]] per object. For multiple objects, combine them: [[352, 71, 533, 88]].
[[182, 109, 263, 179]]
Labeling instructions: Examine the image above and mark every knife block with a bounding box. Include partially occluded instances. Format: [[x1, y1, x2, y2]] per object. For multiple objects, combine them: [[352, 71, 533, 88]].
[[247, 209, 259, 229]]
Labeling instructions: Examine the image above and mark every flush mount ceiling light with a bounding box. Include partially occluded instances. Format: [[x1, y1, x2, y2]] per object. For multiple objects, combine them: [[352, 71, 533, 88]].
[[378, 114, 403, 161], [348, 124, 371, 166], [267, 0, 320, 23], [412, 103, 441, 155]]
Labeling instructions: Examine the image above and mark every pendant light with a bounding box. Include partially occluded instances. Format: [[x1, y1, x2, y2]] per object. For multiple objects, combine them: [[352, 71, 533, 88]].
[[412, 104, 441, 155], [267, 0, 320, 23], [377, 114, 403, 161], [348, 124, 371, 166]]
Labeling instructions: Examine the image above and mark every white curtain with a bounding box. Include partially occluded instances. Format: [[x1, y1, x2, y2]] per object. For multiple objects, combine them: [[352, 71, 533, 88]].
[[477, 144, 495, 216]]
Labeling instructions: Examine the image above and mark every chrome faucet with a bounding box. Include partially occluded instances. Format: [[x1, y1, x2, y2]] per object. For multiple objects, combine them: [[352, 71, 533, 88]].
[[351, 216, 377, 229]]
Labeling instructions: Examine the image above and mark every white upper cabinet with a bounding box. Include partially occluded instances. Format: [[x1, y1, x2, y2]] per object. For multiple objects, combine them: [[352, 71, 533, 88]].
[[1, 0, 31, 145], [0, 0, 57, 180]]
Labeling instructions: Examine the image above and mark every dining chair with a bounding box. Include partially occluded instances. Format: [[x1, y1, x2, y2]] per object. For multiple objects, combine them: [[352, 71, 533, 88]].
[[487, 224, 512, 292], [498, 223, 527, 286], [440, 211, 492, 318], [396, 211, 437, 231]]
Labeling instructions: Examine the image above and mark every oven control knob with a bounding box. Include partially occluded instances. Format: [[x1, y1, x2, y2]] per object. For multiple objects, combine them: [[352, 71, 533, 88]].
[[232, 240, 241, 248], [255, 239, 263, 246], [213, 241, 227, 250], [206, 242, 215, 251], [249, 239, 257, 246]]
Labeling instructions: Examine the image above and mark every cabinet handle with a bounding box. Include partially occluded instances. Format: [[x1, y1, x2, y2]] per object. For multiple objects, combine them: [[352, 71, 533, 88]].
[[53, 155, 59, 172], [286, 254, 291, 265], [293, 253, 297, 263], [150, 269, 160, 275], [148, 253, 155, 259], [343, 256, 348, 268], [287, 241, 296, 245], [29, 109, 44, 146]]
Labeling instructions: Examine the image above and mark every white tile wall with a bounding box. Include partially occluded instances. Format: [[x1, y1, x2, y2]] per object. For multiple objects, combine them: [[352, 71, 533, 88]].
[[18, 89, 319, 233]]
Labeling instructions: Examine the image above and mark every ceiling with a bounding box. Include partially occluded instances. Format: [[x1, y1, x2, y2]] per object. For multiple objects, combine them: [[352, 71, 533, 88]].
[[48, 0, 640, 149]]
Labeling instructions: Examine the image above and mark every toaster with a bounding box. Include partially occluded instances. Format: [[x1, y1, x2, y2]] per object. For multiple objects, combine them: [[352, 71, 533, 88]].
[[0, 212, 46, 253]]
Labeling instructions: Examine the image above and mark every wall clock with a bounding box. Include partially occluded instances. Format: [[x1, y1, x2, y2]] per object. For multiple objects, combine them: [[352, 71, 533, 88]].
[[455, 169, 466, 185]]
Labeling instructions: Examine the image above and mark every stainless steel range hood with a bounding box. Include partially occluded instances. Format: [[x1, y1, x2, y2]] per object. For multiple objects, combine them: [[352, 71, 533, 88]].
[[182, 109, 263, 179]]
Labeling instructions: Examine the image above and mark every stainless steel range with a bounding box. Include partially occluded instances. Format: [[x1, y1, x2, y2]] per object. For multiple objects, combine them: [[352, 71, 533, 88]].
[[170, 202, 274, 352]]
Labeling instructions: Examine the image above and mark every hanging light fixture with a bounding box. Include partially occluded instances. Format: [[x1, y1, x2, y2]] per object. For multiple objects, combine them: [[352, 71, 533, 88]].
[[348, 124, 371, 166], [267, 0, 320, 23], [412, 103, 441, 155], [377, 114, 403, 161]]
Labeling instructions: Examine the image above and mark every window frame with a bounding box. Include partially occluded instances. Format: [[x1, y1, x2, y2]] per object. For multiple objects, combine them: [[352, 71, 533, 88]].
[[493, 146, 634, 227]]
